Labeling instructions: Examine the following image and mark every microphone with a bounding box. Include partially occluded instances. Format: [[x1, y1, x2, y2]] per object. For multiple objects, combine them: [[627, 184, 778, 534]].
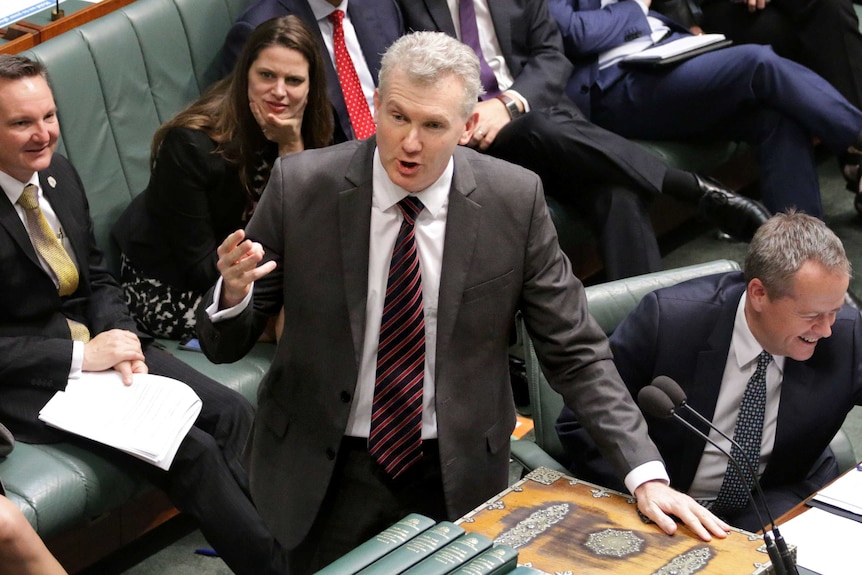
[[637, 384, 794, 575], [649, 376, 798, 575]]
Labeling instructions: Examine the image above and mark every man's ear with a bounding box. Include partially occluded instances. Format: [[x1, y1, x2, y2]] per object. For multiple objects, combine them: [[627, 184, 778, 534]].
[[459, 112, 479, 145], [747, 278, 769, 311]]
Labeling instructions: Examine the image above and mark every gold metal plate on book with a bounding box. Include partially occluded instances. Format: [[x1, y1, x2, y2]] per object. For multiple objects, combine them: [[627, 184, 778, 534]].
[[457, 467, 775, 574]]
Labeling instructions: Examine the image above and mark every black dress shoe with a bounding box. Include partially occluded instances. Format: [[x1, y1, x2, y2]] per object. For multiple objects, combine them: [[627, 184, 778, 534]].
[[695, 174, 771, 242]]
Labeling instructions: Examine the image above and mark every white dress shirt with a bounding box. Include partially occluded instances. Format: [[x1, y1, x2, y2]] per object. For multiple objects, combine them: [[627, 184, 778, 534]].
[[688, 292, 785, 501], [307, 0, 376, 115], [0, 169, 85, 378], [444, 0, 527, 110]]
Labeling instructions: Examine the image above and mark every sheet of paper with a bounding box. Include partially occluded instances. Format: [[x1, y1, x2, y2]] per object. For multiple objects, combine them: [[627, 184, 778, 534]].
[[39, 371, 201, 470], [624, 33, 727, 62], [778, 507, 862, 574], [812, 465, 862, 516]]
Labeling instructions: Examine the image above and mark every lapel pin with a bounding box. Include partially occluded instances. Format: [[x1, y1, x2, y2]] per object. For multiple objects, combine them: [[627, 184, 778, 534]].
[[47, 176, 57, 188]]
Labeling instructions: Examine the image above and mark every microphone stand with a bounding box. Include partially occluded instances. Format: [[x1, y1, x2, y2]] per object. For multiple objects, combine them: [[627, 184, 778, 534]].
[[675, 403, 798, 575], [667, 411, 790, 575], [650, 377, 799, 574], [51, 0, 65, 22]]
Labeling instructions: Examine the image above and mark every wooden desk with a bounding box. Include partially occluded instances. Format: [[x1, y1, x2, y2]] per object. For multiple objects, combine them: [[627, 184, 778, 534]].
[[458, 467, 776, 574], [0, 0, 135, 54]]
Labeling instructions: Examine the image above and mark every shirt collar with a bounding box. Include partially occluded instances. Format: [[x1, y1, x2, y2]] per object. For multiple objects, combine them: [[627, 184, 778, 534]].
[[372, 147, 452, 218], [0, 170, 40, 207], [733, 291, 786, 373], [308, 0, 348, 20]]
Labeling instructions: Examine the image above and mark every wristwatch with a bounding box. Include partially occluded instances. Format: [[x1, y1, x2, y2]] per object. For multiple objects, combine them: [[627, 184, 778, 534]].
[[496, 93, 523, 120]]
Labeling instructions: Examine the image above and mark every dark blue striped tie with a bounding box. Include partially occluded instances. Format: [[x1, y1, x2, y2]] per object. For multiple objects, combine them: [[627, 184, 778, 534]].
[[369, 197, 425, 479]]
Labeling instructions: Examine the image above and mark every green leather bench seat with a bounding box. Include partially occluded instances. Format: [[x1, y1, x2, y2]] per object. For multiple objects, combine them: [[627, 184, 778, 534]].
[[0, 0, 263, 557]]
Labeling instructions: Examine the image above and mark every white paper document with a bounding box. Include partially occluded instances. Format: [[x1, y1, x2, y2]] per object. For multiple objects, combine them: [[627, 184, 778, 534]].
[[39, 371, 202, 470], [811, 465, 862, 516], [779, 507, 862, 574], [623, 33, 728, 63]]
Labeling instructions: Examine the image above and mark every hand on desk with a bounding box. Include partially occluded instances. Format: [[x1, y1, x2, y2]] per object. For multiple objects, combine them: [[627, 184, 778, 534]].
[[634, 480, 731, 541]]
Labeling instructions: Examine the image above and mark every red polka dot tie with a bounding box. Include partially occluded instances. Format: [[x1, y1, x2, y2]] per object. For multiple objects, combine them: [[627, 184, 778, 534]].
[[329, 10, 376, 140], [369, 197, 425, 479]]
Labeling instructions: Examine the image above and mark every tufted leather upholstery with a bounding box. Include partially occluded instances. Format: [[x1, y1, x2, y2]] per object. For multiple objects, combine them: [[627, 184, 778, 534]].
[[0, 0, 264, 547]]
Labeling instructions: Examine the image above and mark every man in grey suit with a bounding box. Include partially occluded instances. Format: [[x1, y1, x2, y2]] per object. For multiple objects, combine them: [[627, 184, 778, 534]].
[[197, 31, 730, 573]]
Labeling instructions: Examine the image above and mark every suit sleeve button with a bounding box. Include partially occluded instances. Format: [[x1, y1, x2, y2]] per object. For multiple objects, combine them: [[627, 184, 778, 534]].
[[326, 448, 336, 460], [580, 85, 589, 94], [340, 390, 351, 403]]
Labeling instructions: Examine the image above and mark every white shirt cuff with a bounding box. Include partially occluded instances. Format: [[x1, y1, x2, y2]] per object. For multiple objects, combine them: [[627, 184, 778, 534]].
[[624, 460, 670, 495], [68, 340, 84, 380], [205, 276, 254, 322]]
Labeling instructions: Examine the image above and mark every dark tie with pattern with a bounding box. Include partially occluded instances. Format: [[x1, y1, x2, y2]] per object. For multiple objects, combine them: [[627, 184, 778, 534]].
[[329, 9, 376, 140], [713, 350, 772, 515], [18, 184, 90, 342], [458, 0, 500, 99], [369, 197, 425, 479]]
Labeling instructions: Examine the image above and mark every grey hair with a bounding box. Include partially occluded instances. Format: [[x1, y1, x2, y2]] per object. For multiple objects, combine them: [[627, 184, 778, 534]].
[[379, 31, 482, 119], [744, 211, 851, 298]]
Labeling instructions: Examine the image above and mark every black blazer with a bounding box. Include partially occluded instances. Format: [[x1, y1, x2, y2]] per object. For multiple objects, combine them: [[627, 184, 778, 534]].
[[0, 155, 136, 442], [398, 0, 573, 111]]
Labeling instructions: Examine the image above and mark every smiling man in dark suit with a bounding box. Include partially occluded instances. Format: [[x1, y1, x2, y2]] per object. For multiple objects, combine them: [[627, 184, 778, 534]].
[[0, 54, 285, 575], [221, 0, 403, 143], [558, 212, 862, 532], [198, 30, 731, 574]]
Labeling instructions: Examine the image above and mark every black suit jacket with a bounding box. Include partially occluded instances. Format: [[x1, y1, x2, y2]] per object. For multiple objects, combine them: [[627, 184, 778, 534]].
[[560, 271, 862, 495], [398, 0, 573, 110], [221, 0, 404, 143], [0, 155, 136, 442], [197, 137, 661, 549]]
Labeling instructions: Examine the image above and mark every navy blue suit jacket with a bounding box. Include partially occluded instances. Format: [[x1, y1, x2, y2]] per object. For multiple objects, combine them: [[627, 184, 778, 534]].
[[221, 0, 403, 143], [560, 272, 862, 498], [548, 0, 690, 116]]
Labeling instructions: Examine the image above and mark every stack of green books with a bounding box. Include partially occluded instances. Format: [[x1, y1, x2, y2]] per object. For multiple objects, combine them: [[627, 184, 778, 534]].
[[314, 515, 543, 575]]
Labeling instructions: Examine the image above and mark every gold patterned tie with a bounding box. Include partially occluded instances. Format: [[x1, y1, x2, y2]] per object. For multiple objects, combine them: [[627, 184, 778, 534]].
[[17, 184, 90, 342]]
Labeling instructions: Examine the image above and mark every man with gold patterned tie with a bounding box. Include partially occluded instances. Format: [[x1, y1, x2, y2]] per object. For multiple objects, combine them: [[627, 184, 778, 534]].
[[0, 54, 287, 575]]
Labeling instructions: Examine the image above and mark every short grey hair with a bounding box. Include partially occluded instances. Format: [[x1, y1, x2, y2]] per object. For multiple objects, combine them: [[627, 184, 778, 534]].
[[0, 54, 47, 82], [744, 211, 851, 298], [379, 31, 482, 119]]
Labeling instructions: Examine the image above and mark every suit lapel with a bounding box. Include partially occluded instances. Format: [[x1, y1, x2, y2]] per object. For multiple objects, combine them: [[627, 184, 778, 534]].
[[436, 149, 481, 371], [0, 185, 42, 271], [339, 141, 375, 365], [485, 1, 512, 64], [674, 284, 742, 489], [424, 0, 457, 37], [349, 2, 385, 78]]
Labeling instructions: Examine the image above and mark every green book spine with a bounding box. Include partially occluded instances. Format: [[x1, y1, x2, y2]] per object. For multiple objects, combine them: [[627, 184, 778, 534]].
[[401, 532, 493, 575], [315, 514, 437, 575], [448, 545, 518, 575], [357, 522, 466, 575]]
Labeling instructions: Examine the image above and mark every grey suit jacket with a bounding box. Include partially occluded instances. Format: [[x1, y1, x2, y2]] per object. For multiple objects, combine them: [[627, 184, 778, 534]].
[[196, 138, 659, 548]]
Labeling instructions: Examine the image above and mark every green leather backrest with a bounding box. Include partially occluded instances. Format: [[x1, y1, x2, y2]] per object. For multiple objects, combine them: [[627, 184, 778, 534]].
[[520, 259, 742, 464], [20, 0, 253, 273]]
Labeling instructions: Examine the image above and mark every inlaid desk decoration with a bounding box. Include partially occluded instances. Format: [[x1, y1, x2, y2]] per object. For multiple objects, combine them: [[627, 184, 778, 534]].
[[457, 467, 777, 574]]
